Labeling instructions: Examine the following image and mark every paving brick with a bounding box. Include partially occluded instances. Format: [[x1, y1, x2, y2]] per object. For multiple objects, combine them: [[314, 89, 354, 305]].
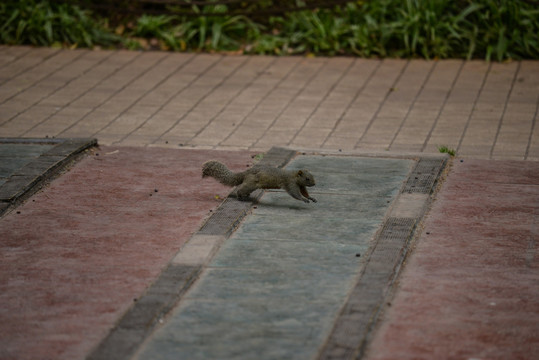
[[0, 47, 59, 85], [0, 47, 536, 156], [0, 49, 85, 104]]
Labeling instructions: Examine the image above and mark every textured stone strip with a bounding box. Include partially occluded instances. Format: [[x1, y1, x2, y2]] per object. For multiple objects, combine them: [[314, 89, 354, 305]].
[[87, 264, 202, 360], [319, 156, 447, 360], [318, 217, 417, 360], [0, 138, 96, 215], [402, 157, 447, 194]]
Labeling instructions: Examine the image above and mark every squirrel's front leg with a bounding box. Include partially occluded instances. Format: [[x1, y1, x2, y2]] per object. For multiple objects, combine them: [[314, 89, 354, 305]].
[[286, 185, 310, 203], [300, 186, 317, 203]]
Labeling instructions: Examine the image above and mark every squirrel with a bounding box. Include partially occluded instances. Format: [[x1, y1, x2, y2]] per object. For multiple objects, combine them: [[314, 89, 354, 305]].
[[202, 160, 317, 203]]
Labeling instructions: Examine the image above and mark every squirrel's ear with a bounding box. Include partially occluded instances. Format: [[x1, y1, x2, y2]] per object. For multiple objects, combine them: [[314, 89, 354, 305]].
[[297, 170, 303, 176]]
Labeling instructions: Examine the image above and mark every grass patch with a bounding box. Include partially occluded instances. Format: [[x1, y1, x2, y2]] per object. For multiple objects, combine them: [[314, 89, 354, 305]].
[[1, 0, 538, 60], [438, 145, 456, 156], [0, 0, 119, 48]]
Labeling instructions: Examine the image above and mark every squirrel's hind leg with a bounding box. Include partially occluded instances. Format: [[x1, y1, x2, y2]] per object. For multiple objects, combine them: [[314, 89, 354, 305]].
[[235, 182, 259, 201]]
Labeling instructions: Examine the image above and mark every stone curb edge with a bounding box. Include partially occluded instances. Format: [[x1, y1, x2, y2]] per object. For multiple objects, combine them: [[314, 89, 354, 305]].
[[0, 138, 98, 217]]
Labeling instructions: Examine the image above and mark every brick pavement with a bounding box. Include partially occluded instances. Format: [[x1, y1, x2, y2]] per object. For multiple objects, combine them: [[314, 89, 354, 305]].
[[1, 46, 537, 159], [0, 46, 538, 360], [364, 159, 539, 360], [0, 146, 254, 360]]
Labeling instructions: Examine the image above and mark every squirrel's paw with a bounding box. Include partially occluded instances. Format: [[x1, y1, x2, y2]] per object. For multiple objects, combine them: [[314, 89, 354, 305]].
[[310, 197, 317, 203]]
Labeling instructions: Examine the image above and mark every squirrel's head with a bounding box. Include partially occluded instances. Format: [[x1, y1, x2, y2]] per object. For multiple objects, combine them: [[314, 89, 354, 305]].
[[297, 170, 316, 187]]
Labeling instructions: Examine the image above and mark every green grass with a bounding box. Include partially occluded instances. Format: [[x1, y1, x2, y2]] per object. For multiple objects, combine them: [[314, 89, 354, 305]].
[[0, 0, 119, 48], [1, 0, 538, 60], [438, 145, 456, 156]]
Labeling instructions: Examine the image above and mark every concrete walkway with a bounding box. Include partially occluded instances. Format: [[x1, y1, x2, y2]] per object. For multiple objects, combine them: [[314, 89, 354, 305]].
[[0, 46, 538, 159], [0, 46, 538, 360]]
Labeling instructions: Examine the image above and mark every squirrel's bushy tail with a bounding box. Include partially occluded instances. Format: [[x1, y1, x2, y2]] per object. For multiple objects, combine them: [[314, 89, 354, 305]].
[[202, 160, 244, 187]]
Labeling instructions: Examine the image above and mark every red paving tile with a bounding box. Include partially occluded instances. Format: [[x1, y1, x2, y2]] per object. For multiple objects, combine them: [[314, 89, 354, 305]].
[[366, 159, 539, 360], [0, 146, 253, 360]]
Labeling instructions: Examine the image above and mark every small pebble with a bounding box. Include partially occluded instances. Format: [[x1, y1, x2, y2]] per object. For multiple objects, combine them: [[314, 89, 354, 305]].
[[355, 253, 361, 257]]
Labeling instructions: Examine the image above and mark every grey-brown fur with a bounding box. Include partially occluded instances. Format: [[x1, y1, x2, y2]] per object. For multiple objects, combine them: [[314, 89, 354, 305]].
[[202, 160, 317, 203]]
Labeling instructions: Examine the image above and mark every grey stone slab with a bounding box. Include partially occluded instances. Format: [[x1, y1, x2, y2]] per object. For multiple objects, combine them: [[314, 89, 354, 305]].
[[0, 143, 55, 158], [255, 192, 394, 220], [135, 299, 338, 360], [0, 175, 37, 201], [185, 266, 357, 305], [43, 138, 97, 157], [287, 155, 414, 175], [286, 156, 414, 195], [13, 155, 65, 176], [0, 202, 8, 214], [0, 144, 55, 177], [210, 238, 366, 274], [0, 138, 96, 211], [0, 158, 32, 177], [231, 214, 382, 243]]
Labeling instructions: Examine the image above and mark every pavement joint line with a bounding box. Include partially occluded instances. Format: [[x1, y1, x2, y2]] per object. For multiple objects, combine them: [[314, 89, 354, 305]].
[[1, 49, 88, 107], [456, 61, 492, 153], [0, 47, 32, 74], [153, 55, 250, 145], [421, 59, 465, 152], [3, 50, 116, 127], [219, 57, 303, 147], [354, 59, 410, 148], [321, 59, 383, 148], [523, 83, 539, 160], [388, 60, 437, 150], [114, 53, 201, 145], [490, 61, 521, 159], [0, 137, 97, 217], [0, 47, 61, 89], [54, 51, 145, 137], [189, 56, 279, 142], [90, 52, 172, 139], [251, 58, 329, 149], [288, 57, 357, 146], [111, 52, 199, 145]]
